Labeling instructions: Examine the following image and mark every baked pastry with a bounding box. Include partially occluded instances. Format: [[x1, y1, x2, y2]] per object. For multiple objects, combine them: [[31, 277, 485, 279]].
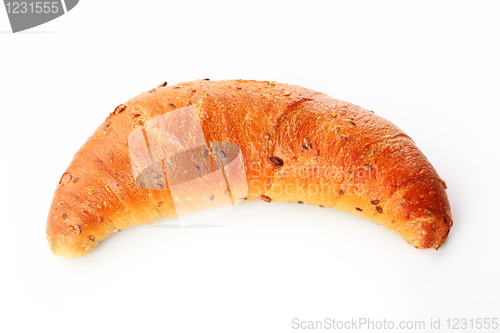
[[46, 79, 452, 257]]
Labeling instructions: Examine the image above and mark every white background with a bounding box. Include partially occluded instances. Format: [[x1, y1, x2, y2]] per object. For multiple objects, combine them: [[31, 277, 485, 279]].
[[1, 1, 499, 332]]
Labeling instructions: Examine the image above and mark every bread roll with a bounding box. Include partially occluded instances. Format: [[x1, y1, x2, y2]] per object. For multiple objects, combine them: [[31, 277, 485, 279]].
[[46, 79, 452, 257]]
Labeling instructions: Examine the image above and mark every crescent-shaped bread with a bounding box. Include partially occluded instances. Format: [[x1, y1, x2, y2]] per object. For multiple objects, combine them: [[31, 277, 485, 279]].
[[47, 79, 452, 257]]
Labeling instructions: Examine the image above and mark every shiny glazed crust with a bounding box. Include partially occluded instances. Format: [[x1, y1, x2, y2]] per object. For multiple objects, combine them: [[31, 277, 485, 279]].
[[46, 79, 452, 257]]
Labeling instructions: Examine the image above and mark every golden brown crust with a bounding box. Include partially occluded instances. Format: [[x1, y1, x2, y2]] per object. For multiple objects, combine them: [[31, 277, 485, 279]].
[[46, 79, 452, 257]]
